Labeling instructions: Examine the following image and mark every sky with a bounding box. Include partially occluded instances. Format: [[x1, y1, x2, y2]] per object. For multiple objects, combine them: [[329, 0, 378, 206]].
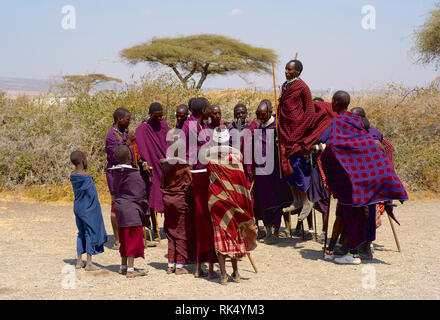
[[1, 0, 439, 92]]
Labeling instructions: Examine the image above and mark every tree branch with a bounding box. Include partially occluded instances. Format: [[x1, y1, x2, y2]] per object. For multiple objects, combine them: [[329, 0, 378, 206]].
[[196, 63, 210, 89]]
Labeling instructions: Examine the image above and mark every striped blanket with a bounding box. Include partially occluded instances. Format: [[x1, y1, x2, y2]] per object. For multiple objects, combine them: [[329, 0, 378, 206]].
[[320, 111, 408, 206], [206, 150, 257, 254]]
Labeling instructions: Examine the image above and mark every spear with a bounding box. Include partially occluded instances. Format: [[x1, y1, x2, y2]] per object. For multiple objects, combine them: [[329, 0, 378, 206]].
[[272, 62, 283, 180]]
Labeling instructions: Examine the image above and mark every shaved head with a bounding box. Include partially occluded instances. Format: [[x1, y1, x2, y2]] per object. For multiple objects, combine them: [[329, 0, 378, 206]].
[[70, 150, 86, 166], [257, 99, 273, 113], [176, 104, 188, 113], [332, 90, 351, 113], [114, 145, 131, 165], [350, 107, 366, 118]]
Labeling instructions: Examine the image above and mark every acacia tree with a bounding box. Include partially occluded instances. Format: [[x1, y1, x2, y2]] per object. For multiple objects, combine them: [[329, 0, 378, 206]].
[[414, 3, 440, 69], [57, 73, 122, 94], [120, 34, 278, 89]]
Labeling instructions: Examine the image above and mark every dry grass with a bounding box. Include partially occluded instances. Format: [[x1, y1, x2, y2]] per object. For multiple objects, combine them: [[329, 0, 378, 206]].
[[1, 74, 439, 202]]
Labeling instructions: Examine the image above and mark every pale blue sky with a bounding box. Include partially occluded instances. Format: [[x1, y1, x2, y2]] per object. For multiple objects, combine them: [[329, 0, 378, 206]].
[[1, 0, 439, 91]]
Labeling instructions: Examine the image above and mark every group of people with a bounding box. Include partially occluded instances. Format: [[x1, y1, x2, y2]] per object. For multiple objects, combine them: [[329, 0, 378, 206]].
[[69, 59, 408, 284]]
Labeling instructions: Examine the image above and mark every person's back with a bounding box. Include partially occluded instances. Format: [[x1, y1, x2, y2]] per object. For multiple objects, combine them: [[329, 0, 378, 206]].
[[109, 145, 150, 278], [69, 151, 107, 271]]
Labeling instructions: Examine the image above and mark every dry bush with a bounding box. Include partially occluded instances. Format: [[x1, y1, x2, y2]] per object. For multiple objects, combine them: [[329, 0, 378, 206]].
[[0, 75, 439, 202]]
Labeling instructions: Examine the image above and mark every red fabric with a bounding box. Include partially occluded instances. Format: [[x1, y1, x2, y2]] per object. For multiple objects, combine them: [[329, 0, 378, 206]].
[[111, 200, 115, 213], [192, 171, 218, 264], [383, 138, 395, 168], [118, 226, 145, 258], [213, 225, 247, 258], [277, 79, 335, 158], [206, 157, 257, 255]]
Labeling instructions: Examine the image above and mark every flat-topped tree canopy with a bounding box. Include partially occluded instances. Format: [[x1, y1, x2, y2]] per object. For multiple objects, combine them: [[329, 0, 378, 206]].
[[414, 3, 440, 69], [120, 34, 278, 89], [58, 73, 122, 94]]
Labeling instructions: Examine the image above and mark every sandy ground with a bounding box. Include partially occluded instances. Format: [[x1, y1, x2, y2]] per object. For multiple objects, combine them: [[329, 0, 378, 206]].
[[0, 196, 439, 300]]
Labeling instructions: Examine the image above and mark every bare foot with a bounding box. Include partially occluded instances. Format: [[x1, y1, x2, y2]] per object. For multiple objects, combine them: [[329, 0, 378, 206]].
[[220, 275, 228, 285], [166, 267, 175, 274], [75, 261, 85, 269], [85, 264, 100, 271], [175, 268, 189, 275]]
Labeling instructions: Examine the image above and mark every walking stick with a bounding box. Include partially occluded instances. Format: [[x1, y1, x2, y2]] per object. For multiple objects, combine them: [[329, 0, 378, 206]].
[[323, 195, 331, 255], [272, 62, 283, 179], [387, 213, 401, 252], [313, 208, 317, 241], [153, 210, 161, 243], [247, 253, 258, 273], [143, 227, 147, 243]]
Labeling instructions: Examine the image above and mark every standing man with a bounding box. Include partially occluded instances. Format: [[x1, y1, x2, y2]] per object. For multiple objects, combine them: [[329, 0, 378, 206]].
[[254, 99, 293, 243], [321, 91, 408, 264], [105, 107, 135, 250], [135, 102, 169, 237]]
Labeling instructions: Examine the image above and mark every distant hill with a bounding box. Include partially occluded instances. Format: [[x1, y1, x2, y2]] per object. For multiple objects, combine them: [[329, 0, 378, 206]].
[[0, 77, 51, 92]]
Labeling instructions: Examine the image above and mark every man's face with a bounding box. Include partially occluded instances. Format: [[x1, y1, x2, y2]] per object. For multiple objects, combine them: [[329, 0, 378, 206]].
[[256, 106, 271, 124], [150, 110, 163, 124], [234, 107, 247, 123], [285, 62, 298, 80], [210, 106, 222, 124], [117, 112, 131, 130], [175, 109, 188, 125]]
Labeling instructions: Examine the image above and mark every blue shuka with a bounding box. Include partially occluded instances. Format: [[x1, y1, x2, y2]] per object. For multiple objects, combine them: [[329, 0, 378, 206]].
[[70, 174, 108, 255]]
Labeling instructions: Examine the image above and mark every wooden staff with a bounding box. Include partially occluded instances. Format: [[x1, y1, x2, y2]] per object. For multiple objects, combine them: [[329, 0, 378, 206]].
[[387, 213, 401, 252], [249, 178, 256, 193], [323, 195, 331, 255], [247, 253, 258, 273], [143, 227, 147, 243], [272, 62, 283, 179]]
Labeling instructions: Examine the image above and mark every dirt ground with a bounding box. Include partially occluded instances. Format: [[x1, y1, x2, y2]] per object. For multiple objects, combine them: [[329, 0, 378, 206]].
[[0, 195, 439, 300]]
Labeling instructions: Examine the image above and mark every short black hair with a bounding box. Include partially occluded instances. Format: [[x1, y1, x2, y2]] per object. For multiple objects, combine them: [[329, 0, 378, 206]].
[[149, 102, 163, 114], [114, 145, 131, 164], [313, 97, 324, 102], [234, 104, 247, 114], [70, 150, 86, 166], [288, 59, 303, 75], [113, 107, 130, 122], [188, 97, 210, 117]]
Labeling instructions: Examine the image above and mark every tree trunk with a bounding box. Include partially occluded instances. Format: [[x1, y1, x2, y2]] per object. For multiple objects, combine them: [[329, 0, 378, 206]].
[[170, 63, 197, 88], [196, 63, 210, 89]]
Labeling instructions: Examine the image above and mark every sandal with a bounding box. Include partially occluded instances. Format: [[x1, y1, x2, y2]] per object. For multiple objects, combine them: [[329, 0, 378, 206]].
[[231, 272, 240, 283], [220, 275, 228, 285]]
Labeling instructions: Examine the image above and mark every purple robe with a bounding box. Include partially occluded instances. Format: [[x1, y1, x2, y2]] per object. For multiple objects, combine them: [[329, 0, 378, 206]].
[[135, 118, 169, 213], [368, 126, 383, 143], [181, 115, 210, 170], [254, 120, 293, 228], [111, 166, 150, 228]]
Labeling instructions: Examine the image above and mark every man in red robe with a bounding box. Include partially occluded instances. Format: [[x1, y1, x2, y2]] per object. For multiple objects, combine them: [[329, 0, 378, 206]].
[[277, 60, 334, 221]]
